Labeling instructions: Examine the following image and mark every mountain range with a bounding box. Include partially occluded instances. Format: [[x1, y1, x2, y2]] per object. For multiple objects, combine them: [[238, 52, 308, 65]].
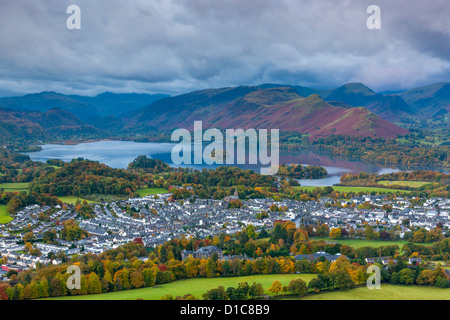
[[0, 82, 448, 143], [0, 107, 99, 143], [396, 82, 450, 118], [0, 92, 168, 120], [123, 86, 408, 139]]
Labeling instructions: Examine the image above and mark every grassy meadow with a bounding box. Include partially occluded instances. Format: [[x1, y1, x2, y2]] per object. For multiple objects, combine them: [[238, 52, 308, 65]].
[[310, 237, 433, 249], [0, 182, 30, 194], [293, 186, 411, 194], [298, 284, 450, 300], [0, 204, 12, 224], [45, 274, 317, 300], [378, 180, 431, 188], [57, 196, 99, 204], [45, 275, 450, 300], [136, 187, 169, 197]]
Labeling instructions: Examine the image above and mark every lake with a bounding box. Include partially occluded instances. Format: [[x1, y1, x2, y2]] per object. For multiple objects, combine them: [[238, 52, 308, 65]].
[[24, 140, 428, 186]]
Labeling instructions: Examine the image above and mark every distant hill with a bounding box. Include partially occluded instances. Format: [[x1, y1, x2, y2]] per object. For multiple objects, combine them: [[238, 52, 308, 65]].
[[257, 83, 320, 97], [0, 107, 99, 143], [123, 85, 262, 129], [256, 82, 416, 121], [6, 81, 450, 143], [318, 83, 414, 121], [0, 92, 100, 120], [0, 91, 169, 120], [395, 82, 450, 118], [123, 86, 408, 140], [69, 92, 169, 117]]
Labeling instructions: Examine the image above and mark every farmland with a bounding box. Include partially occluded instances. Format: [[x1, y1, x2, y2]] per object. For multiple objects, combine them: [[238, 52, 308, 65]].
[[136, 188, 169, 197], [0, 182, 30, 194], [45, 274, 317, 300], [57, 196, 99, 204], [310, 237, 433, 249], [45, 276, 450, 300], [0, 204, 12, 224], [378, 180, 431, 188], [293, 186, 411, 194], [298, 284, 450, 300]]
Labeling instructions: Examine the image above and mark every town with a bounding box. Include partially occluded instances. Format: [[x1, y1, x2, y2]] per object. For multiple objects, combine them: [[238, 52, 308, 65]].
[[1, 189, 449, 280]]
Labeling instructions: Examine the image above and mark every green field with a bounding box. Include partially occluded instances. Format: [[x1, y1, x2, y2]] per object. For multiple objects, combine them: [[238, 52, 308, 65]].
[[293, 186, 410, 194], [299, 284, 450, 300], [45, 276, 450, 300], [58, 196, 98, 204], [0, 182, 30, 193], [0, 204, 13, 224], [136, 188, 169, 197], [45, 274, 317, 300], [378, 180, 431, 188], [310, 237, 433, 249]]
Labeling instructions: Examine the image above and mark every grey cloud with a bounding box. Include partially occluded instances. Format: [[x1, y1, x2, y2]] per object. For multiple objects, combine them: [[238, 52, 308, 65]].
[[0, 0, 449, 97]]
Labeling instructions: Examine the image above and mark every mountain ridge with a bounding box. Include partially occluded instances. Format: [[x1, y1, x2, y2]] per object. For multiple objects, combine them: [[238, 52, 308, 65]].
[[3, 81, 450, 143], [123, 87, 408, 140]]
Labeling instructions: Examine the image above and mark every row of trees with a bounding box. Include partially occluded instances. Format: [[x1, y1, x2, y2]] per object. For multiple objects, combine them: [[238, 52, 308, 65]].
[[29, 160, 147, 197], [200, 279, 306, 300], [2, 225, 450, 300], [277, 163, 327, 179], [0, 191, 62, 215], [306, 135, 449, 167], [0, 149, 55, 184], [341, 170, 449, 184]]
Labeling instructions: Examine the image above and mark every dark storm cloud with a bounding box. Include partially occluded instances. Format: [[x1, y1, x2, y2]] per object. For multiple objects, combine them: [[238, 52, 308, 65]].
[[0, 0, 449, 96]]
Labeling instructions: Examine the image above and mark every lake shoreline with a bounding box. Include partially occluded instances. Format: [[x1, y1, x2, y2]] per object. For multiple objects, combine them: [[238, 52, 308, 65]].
[[22, 140, 413, 187], [22, 140, 448, 187]]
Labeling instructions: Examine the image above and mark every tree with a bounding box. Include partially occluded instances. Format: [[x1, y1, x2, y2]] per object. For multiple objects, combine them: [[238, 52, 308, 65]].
[[316, 224, 330, 238], [329, 256, 352, 273], [202, 286, 227, 300], [87, 272, 102, 294], [268, 280, 283, 296], [258, 227, 269, 238], [269, 204, 279, 212], [435, 276, 450, 288], [49, 278, 64, 297], [6, 270, 18, 279], [365, 225, 379, 240], [23, 282, 40, 300], [0, 283, 11, 300], [398, 268, 416, 285], [205, 258, 216, 278], [130, 271, 145, 289], [329, 270, 355, 290], [14, 283, 25, 300], [226, 287, 239, 300], [249, 282, 264, 298], [38, 279, 49, 298], [60, 220, 88, 241], [246, 225, 257, 239], [416, 270, 436, 285], [308, 278, 322, 292], [23, 232, 35, 243], [6, 197, 22, 214], [237, 282, 250, 299], [287, 279, 307, 296], [5, 286, 14, 301], [413, 230, 426, 243], [329, 228, 342, 240]]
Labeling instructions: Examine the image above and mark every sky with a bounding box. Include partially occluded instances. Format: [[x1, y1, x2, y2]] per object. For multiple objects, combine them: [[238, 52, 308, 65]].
[[1, 0, 450, 97]]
